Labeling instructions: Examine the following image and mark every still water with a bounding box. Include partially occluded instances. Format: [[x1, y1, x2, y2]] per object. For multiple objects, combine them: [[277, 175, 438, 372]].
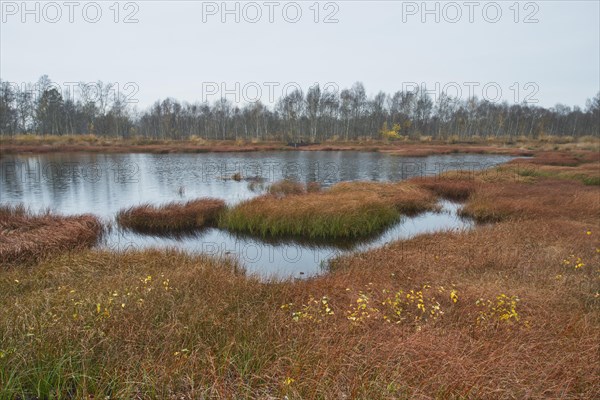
[[0, 151, 513, 278]]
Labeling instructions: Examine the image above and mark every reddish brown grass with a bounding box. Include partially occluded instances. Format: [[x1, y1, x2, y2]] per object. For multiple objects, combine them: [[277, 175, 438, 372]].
[[509, 150, 600, 166], [378, 144, 534, 157], [0, 204, 103, 265], [328, 181, 439, 214], [116, 198, 225, 235], [460, 180, 600, 223], [4, 213, 596, 398], [409, 175, 478, 201], [3, 135, 583, 156], [318, 214, 599, 398], [505, 155, 600, 185]]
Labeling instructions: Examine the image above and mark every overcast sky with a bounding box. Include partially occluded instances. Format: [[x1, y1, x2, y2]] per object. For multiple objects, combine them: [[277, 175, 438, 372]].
[[1, 0, 599, 109]]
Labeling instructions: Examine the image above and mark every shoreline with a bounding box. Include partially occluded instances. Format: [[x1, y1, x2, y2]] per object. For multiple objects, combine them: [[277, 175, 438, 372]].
[[1, 136, 586, 157]]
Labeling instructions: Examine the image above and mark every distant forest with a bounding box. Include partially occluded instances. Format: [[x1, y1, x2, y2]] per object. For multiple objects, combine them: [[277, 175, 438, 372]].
[[1, 76, 599, 141]]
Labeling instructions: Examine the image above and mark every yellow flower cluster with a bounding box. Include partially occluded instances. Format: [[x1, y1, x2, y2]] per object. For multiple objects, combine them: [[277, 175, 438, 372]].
[[562, 255, 585, 269], [476, 294, 520, 326], [380, 285, 446, 324], [66, 273, 175, 323], [282, 285, 459, 326], [347, 292, 379, 323], [281, 295, 334, 323]]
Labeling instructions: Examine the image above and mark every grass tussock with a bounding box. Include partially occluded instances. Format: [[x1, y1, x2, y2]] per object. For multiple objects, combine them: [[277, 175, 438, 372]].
[[324, 217, 599, 398], [410, 175, 478, 201], [0, 204, 103, 266], [266, 180, 322, 196], [220, 181, 437, 239], [267, 179, 309, 196], [116, 198, 225, 235]]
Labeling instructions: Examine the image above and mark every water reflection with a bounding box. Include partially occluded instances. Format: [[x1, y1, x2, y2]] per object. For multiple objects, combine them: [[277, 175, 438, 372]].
[[0, 151, 512, 278], [101, 200, 470, 279]]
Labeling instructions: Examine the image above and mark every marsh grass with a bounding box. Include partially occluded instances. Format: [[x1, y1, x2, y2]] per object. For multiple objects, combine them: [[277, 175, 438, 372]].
[[410, 176, 477, 201], [511, 161, 600, 186], [266, 180, 322, 196], [1, 150, 599, 398], [1, 212, 598, 398], [220, 181, 437, 239], [116, 198, 225, 235], [0, 135, 288, 155], [0, 249, 278, 399], [460, 180, 600, 223], [224, 220, 402, 250], [0, 204, 103, 266], [267, 179, 308, 196], [509, 150, 600, 166]]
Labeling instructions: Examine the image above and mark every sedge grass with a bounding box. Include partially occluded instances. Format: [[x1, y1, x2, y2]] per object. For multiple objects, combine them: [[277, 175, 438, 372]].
[[460, 179, 600, 223], [1, 214, 598, 398], [0, 204, 104, 266], [220, 181, 437, 239], [116, 198, 225, 235], [267, 179, 310, 196]]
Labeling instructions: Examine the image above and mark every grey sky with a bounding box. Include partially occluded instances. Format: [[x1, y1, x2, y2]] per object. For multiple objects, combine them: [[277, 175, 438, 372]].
[[1, 0, 599, 109]]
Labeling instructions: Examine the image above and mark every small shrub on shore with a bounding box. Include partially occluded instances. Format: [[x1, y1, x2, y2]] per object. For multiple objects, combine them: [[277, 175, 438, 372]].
[[0, 204, 103, 266], [116, 198, 225, 235]]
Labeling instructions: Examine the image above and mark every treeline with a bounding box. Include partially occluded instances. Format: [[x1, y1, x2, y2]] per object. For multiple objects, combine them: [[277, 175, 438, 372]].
[[1, 75, 599, 141]]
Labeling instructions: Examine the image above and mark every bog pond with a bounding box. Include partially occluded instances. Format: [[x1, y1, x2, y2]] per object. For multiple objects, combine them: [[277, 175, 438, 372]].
[[0, 151, 515, 278]]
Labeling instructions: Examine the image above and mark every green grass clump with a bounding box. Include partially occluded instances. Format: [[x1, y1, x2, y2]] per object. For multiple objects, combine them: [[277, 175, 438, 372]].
[[223, 200, 400, 239], [514, 162, 600, 186], [582, 176, 600, 186], [220, 181, 437, 239]]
